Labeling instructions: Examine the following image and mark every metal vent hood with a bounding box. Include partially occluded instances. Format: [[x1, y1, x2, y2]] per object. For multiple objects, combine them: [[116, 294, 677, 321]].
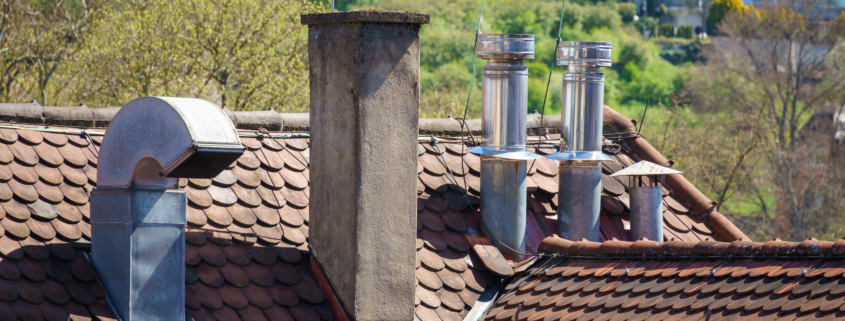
[[611, 160, 682, 241], [98, 97, 245, 188]]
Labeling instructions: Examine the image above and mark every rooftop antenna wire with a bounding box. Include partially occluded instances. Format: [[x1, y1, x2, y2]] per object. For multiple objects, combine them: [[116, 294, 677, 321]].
[[539, 0, 567, 132], [637, 99, 650, 136]]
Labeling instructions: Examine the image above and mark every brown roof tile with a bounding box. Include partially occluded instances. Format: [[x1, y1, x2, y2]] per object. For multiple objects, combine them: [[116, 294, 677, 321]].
[[491, 237, 845, 320]]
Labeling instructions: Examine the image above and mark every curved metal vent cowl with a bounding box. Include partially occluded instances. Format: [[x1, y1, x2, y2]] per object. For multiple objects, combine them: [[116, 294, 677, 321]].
[[92, 97, 244, 320], [98, 97, 245, 188]]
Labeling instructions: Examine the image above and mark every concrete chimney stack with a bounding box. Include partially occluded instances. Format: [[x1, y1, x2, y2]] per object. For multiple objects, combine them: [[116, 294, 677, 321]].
[[301, 11, 429, 320], [611, 160, 682, 241]]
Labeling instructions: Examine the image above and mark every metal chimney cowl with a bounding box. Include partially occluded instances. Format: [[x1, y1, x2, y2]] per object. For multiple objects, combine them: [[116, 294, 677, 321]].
[[468, 34, 541, 259], [611, 160, 683, 241], [91, 97, 245, 320], [548, 41, 613, 242]]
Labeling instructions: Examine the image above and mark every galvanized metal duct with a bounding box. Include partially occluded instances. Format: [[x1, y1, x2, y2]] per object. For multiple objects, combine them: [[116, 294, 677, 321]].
[[468, 34, 541, 259], [611, 161, 682, 241], [548, 41, 613, 242], [92, 97, 244, 320]]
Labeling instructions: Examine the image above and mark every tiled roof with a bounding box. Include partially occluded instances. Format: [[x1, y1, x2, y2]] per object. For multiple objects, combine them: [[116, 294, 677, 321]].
[[0, 103, 752, 320], [411, 133, 726, 320], [0, 128, 117, 320], [0, 124, 333, 321], [487, 237, 845, 321]]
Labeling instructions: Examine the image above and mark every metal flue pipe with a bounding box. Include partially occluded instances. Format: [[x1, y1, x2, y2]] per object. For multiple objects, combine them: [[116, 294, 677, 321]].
[[548, 41, 613, 242], [611, 160, 682, 241], [468, 34, 541, 259]]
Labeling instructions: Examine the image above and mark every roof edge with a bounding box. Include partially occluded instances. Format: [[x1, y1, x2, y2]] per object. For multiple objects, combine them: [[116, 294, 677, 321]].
[[0, 103, 563, 135], [603, 106, 750, 242], [538, 235, 845, 258]]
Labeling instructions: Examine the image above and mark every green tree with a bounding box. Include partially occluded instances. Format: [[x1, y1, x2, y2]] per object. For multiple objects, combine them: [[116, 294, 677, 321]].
[[71, 0, 318, 111], [0, 0, 98, 105], [616, 2, 637, 24], [707, 0, 749, 33]]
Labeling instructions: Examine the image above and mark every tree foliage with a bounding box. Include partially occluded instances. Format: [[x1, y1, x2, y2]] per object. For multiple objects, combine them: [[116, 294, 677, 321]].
[[689, 3, 845, 241], [0, 0, 98, 105], [707, 0, 750, 33], [350, 0, 687, 117], [72, 0, 317, 111], [1, 0, 318, 111]]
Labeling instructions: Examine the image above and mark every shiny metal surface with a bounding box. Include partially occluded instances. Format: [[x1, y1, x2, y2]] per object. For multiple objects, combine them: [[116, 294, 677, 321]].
[[556, 41, 612, 67], [473, 35, 538, 257], [92, 96, 243, 321], [558, 163, 602, 242], [610, 160, 683, 177], [546, 150, 611, 162], [560, 66, 606, 156], [480, 61, 529, 153], [480, 157, 528, 259], [477, 34, 535, 60], [98, 97, 245, 188], [629, 176, 664, 241], [466, 147, 542, 160], [92, 188, 187, 321]]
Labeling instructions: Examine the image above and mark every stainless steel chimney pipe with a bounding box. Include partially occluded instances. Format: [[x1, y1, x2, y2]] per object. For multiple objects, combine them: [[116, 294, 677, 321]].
[[611, 161, 683, 241], [548, 41, 613, 242], [468, 34, 540, 259]]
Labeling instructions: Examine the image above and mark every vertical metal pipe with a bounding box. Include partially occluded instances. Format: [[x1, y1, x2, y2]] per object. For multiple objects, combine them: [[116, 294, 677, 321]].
[[561, 66, 605, 153], [629, 176, 664, 241], [481, 60, 528, 152], [480, 157, 527, 257], [549, 41, 612, 242], [558, 163, 602, 241], [470, 34, 539, 258]]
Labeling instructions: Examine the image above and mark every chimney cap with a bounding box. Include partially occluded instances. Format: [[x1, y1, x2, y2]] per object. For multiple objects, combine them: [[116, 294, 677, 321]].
[[477, 34, 535, 60], [556, 41, 612, 67], [300, 10, 430, 25], [610, 160, 682, 177]]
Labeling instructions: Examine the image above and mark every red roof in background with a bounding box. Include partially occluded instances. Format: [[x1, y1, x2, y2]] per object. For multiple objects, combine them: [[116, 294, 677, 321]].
[[488, 237, 845, 321]]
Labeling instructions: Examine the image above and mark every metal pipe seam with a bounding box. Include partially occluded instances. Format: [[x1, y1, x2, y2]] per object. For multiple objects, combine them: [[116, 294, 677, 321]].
[[601, 105, 751, 242]]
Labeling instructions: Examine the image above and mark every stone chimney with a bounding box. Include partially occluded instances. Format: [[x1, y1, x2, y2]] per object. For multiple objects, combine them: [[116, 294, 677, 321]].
[[301, 11, 429, 320]]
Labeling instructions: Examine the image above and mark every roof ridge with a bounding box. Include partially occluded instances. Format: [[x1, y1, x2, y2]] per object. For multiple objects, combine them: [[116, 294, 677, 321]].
[[603, 106, 750, 242], [0, 103, 562, 134], [538, 235, 845, 258]]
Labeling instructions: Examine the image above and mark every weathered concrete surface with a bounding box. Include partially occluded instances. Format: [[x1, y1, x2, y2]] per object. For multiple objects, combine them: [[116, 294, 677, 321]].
[[304, 12, 427, 320]]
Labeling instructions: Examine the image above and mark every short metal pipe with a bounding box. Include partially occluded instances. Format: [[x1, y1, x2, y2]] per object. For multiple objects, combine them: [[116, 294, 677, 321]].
[[558, 163, 602, 241], [629, 176, 664, 241], [480, 157, 527, 258]]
